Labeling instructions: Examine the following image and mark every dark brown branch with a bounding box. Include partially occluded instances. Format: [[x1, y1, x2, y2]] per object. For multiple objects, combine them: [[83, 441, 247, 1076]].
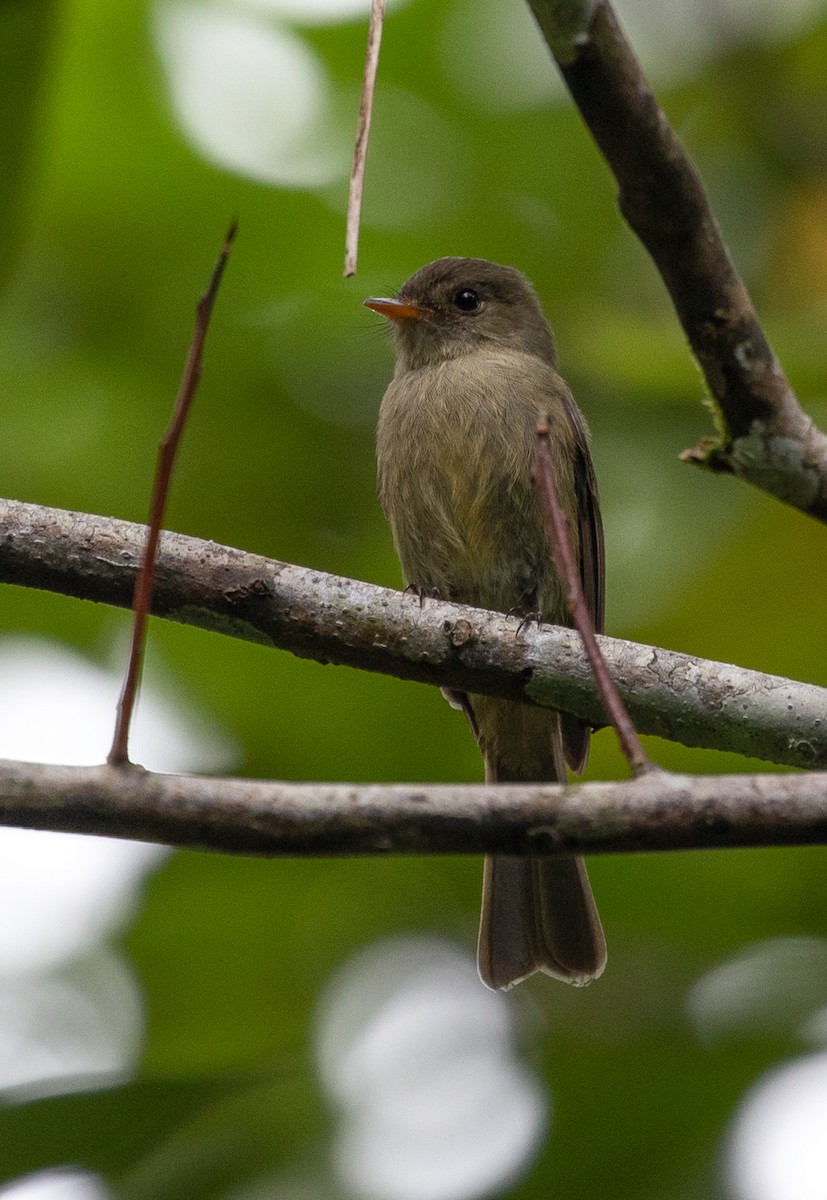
[[1, 499, 825, 769], [526, 0, 827, 522], [535, 416, 653, 776], [343, 0, 385, 277], [0, 758, 825, 856], [109, 222, 236, 765]]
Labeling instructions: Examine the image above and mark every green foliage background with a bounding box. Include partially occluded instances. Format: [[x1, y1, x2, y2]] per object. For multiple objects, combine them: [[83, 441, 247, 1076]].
[[1, 1, 826, 1196]]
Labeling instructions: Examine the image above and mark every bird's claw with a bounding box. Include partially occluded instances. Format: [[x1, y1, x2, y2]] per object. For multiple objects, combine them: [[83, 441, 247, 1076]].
[[514, 610, 543, 636], [405, 583, 441, 608]]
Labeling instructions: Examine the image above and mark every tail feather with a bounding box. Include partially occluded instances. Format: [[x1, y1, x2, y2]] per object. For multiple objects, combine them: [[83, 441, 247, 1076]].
[[478, 852, 605, 989], [531, 854, 606, 983], [478, 856, 537, 989], [477, 734, 606, 990]]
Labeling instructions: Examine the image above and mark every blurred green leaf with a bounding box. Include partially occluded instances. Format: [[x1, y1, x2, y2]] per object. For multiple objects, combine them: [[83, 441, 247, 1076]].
[[0, 0, 57, 292], [0, 1079, 228, 1185]]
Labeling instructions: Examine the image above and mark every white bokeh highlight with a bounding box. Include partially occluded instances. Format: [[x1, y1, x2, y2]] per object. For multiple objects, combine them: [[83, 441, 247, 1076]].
[[315, 937, 547, 1200], [441, 0, 827, 112], [231, 0, 409, 26], [687, 938, 827, 1044], [0, 634, 236, 1099], [726, 1053, 827, 1200], [0, 949, 143, 1097], [0, 1171, 114, 1200], [154, 0, 827, 198], [154, 2, 349, 187], [0, 634, 234, 774], [440, 0, 563, 112], [616, 0, 827, 84], [689, 941, 827, 1200], [0, 828, 163, 976]]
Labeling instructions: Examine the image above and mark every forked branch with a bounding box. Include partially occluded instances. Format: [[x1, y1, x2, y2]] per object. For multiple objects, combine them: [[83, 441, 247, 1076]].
[[527, 0, 827, 521]]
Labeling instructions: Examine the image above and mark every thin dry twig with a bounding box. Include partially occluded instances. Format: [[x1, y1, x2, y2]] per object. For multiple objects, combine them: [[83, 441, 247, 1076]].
[[108, 221, 237, 766], [343, 0, 386, 278], [534, 417, 654, 777], [526, 0, 827, 521]]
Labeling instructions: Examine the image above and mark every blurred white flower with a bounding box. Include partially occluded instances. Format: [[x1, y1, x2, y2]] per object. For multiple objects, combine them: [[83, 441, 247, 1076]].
[[154, 1, 349, 187], [315, 937, 547, 1200], [0, 1172, 114, 1200], [726, 1052, 827, 1200]]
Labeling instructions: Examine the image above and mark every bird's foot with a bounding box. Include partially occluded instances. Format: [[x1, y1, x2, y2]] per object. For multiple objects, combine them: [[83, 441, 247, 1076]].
[[405, 583, 441, 608], [513, 609, 543, 637]]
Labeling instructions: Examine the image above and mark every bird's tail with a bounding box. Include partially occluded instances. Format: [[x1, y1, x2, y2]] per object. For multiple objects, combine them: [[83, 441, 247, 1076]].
[[477, 728, 607, 990]]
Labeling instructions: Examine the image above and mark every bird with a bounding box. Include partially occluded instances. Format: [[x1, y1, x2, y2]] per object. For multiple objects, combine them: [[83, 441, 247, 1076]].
[[366, 257, 606, 990]]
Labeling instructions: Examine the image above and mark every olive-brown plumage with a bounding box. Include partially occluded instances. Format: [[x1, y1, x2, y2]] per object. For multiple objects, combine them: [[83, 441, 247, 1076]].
[[367, 257, 606, 989]]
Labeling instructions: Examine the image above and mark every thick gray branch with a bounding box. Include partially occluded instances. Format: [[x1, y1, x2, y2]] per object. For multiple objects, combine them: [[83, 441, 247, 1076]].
[[0, 759, 825, 855], [526, 0, 827, 521], [0, 499, 825, 769]]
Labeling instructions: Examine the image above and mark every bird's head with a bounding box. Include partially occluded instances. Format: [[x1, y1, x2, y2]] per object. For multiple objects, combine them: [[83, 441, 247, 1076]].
[[365, 257, 557, 373]]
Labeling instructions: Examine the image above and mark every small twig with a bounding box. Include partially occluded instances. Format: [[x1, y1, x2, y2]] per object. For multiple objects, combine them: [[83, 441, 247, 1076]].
[[534, 415, 654, 777], [107, 221, 237, 766], [343, 0, 385, 278]]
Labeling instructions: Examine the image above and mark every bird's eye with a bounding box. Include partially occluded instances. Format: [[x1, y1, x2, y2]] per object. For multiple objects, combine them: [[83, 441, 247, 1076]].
[[453, 288, 481, 313]]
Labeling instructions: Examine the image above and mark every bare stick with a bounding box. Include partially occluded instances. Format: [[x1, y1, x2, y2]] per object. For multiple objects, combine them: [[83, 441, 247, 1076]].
[[526, 0, 827, 521], [0, 759, 825, 857], [107, 222, 237, 766], [535, 416, 654, 777], [343, 0, 385, 278]]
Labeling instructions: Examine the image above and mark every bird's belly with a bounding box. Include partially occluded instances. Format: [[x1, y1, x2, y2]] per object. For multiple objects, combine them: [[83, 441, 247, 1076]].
[[387, 435, 547, 613], [377, 355, 572, 618]]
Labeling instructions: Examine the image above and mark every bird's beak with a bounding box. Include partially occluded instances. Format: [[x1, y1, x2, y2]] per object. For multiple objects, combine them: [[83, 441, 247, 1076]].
[[363, 297, 430, 323]]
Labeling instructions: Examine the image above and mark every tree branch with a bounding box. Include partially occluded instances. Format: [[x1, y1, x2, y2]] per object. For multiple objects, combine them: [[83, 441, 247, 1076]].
[[526, 0, 827, 522], [1, 499, 825, 769], [0, 758, 825, 855]]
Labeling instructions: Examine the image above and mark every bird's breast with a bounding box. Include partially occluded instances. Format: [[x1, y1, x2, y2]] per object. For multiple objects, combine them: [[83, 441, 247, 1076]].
[[377, 353, 571, 611]]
